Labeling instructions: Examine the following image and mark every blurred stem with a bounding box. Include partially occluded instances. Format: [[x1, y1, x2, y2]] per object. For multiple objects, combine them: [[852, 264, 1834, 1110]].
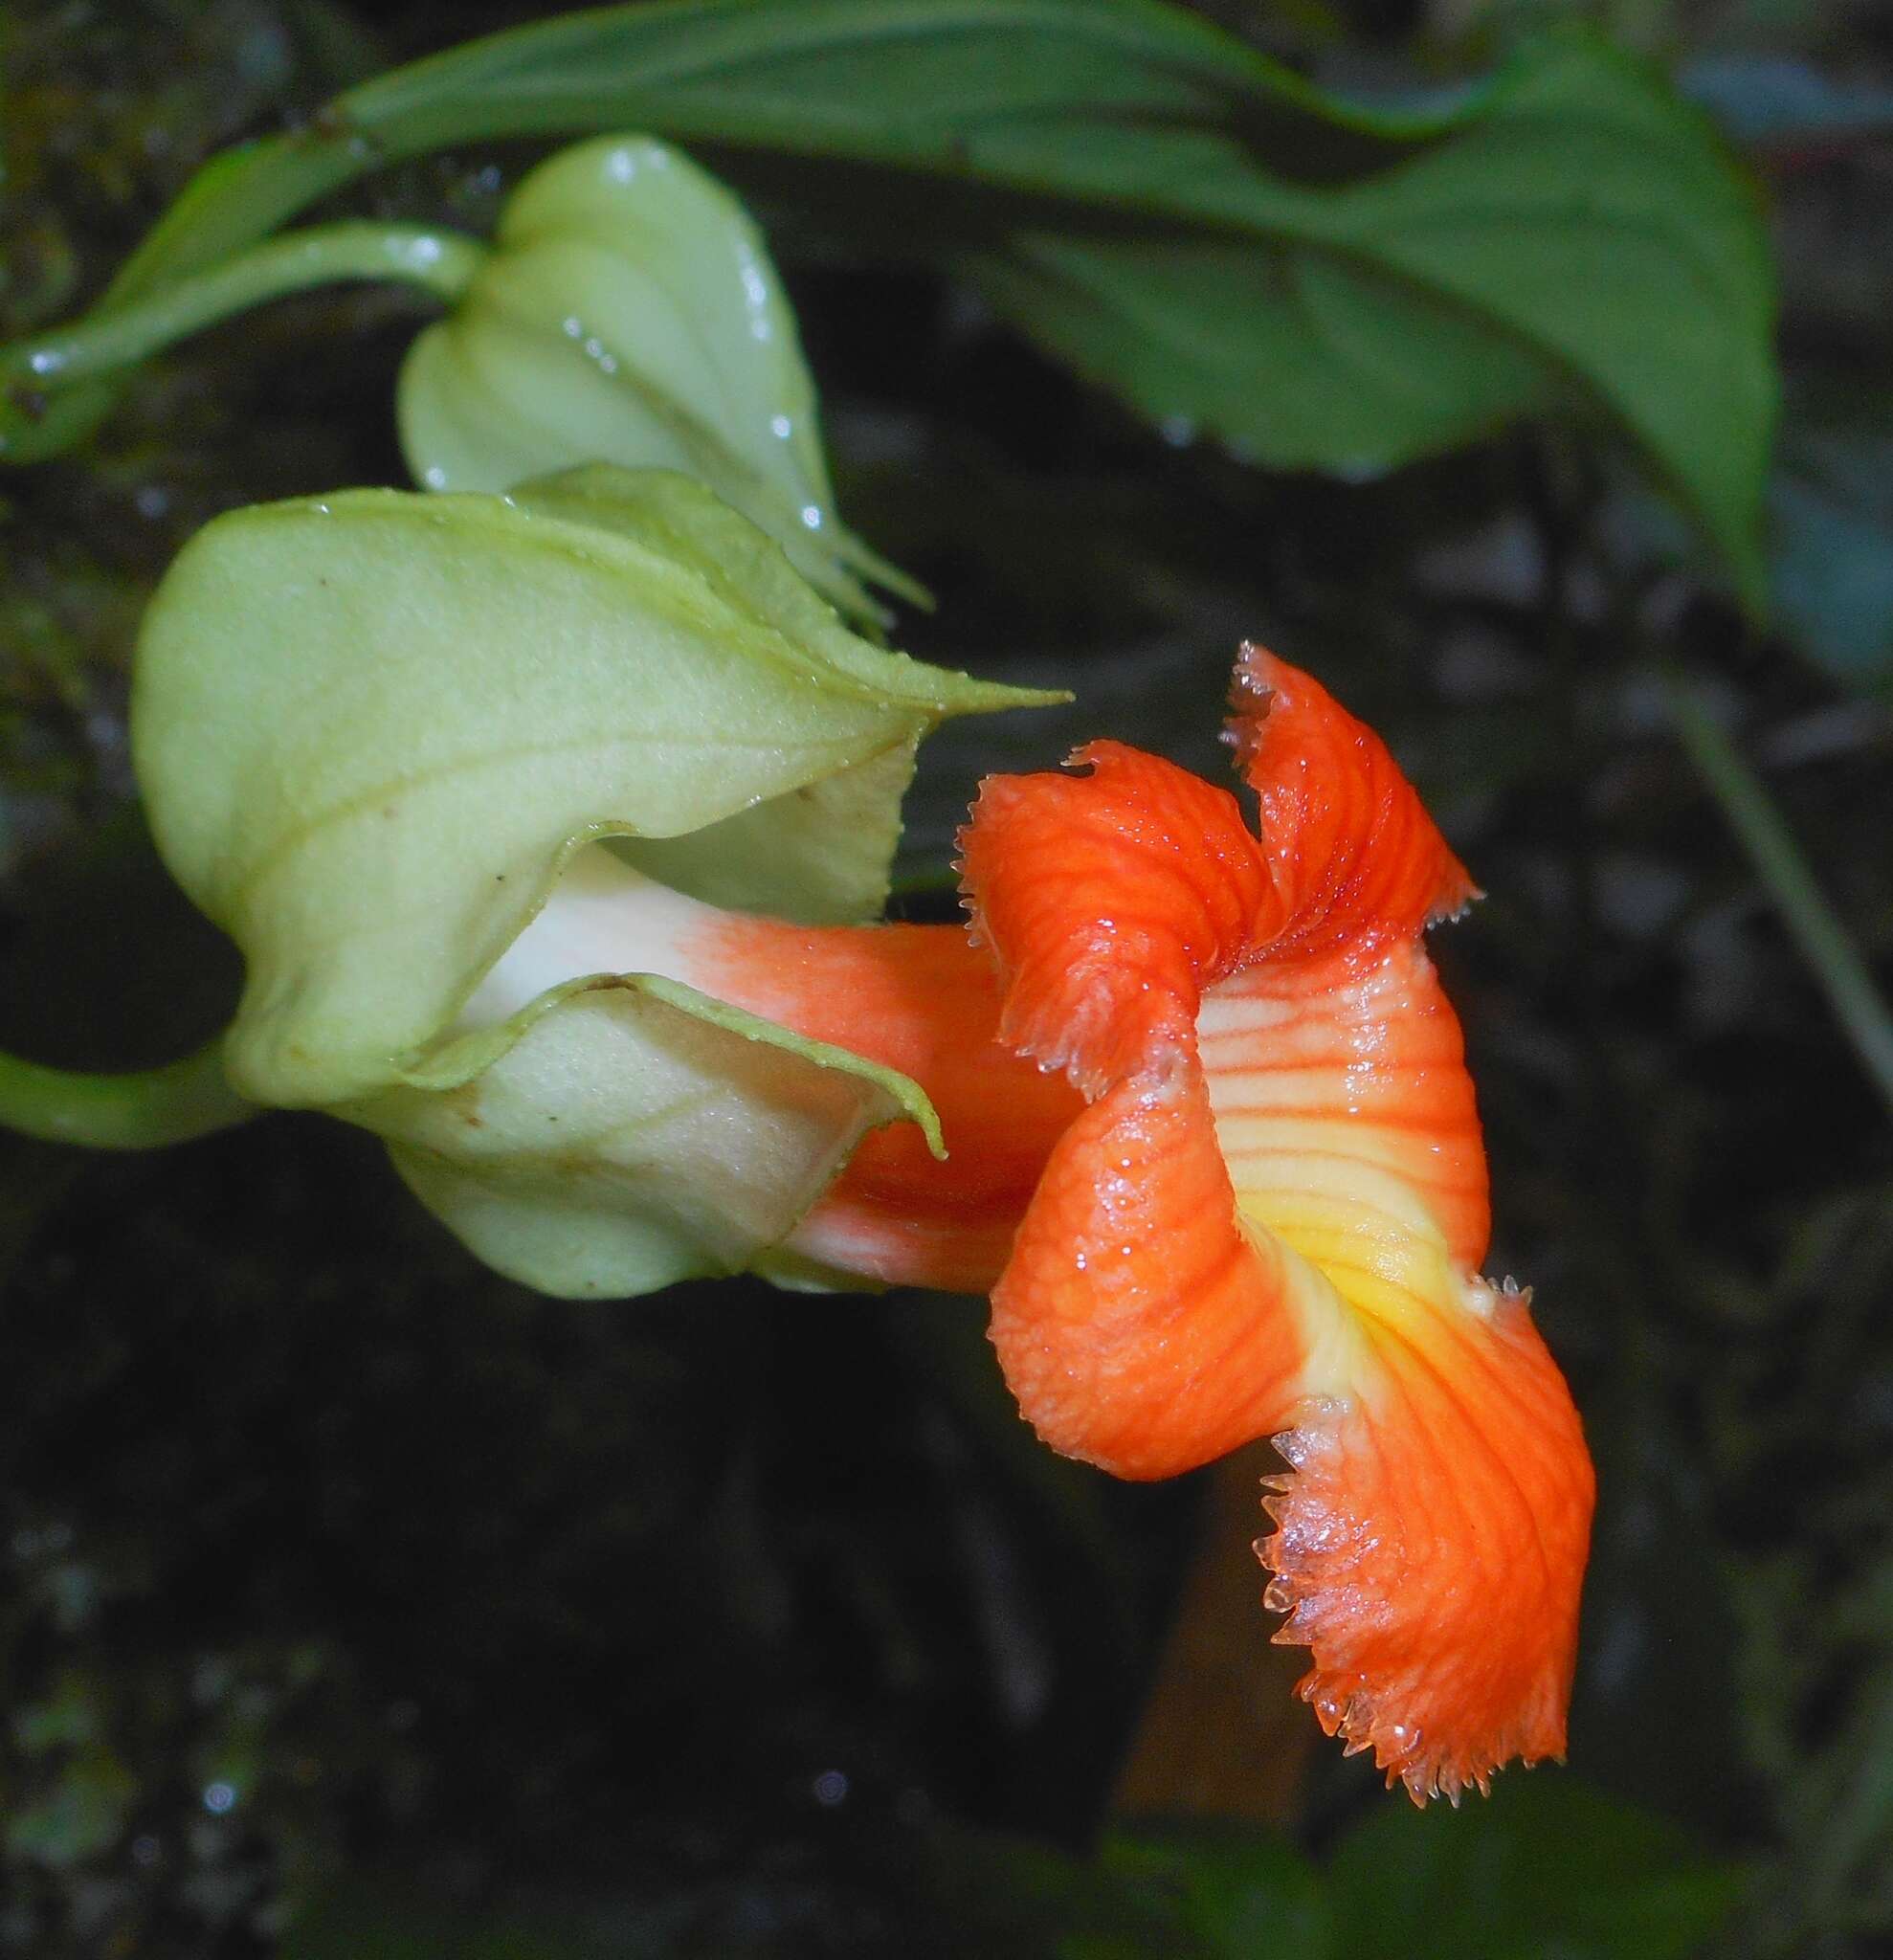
[[0, 1038, 256, 1149], [1664, 670, 1893, 1121], [1112, 1445, 1314, 1825], [0, 222, 487, 459]]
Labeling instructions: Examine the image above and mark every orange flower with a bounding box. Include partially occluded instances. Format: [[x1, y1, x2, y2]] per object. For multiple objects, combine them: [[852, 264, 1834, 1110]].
[[674, 644, 1594, 1803], [125, 470, 1587, 1795]]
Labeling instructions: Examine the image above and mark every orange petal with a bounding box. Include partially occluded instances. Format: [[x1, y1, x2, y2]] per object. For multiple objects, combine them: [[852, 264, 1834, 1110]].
[[966, 742, 1322, 1477], [988, 1069, 1318, 1480], [1227, 641, 1478, 954], [961, 646, 1592, 1795], [1203, 940, 1491, 1285], [960, 740, 1273, 1095], [1260, 1288, 1594, 1805]]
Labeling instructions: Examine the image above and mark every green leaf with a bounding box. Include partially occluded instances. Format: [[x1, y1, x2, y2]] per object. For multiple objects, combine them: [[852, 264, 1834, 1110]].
[[971, 29, 1771, 606], [131, 466, 1054, 1111], [398, 134, 919, 623], [972, 237, 1554, 477], [919, 1822, 1207, 1960], [34, 3, 1772, 605], [1325, 1774, 1748, 1960], [284, 1883, 596, 1960], [1098, 1826, 1331, 1960], [2, 1747, 138, 1869]]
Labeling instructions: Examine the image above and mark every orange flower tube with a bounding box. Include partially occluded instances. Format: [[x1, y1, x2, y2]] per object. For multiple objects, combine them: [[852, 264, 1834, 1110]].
[[665, 645, 1592, 1802]]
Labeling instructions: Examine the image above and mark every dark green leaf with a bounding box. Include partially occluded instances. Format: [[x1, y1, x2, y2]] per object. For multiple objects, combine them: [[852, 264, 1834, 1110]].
[[32, 4, 1771, 606], [971, 237, 1554, 478], [922, 1824, 1208, 1960], [1098, 1825, 1330, 1959], [283, 1885, 597, 1960], [1326, 1775, 1748, 1960], [976, 29, 1773, 612]]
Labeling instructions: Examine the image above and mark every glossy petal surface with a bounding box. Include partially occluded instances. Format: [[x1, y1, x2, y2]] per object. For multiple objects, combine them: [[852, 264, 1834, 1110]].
[[959, 646, 1593, 1799]]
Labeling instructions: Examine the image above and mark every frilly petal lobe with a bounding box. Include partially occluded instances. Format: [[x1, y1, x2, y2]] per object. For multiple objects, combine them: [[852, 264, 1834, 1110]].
[[1228, 642, 1478, 951], [960, 645, 1593, 1798], [1261, 1288, 1594, 1804], [960, 741, 1272, 1096]]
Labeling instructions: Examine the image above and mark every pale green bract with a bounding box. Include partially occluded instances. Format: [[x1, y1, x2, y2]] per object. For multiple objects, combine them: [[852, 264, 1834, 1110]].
[[131, 465, 1058, 1297], [397, 134, 920, 626]]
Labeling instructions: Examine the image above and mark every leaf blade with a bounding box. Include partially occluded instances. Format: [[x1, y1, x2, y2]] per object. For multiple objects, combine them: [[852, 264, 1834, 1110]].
[[68, 4, 1776, 599]]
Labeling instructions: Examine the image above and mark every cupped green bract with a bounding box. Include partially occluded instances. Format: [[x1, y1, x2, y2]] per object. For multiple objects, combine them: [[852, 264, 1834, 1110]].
[[355, 971, 936, 1298], [397, 134, 916, 623], [132, 466, 1056, 1295]]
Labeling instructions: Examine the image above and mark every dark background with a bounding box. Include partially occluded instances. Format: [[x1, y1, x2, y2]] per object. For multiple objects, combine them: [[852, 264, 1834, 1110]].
[[2, 2, 1890, 1954]]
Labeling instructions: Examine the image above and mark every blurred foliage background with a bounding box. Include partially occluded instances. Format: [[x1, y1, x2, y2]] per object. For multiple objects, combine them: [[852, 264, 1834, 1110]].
[[2, 0, 1890, 1954]]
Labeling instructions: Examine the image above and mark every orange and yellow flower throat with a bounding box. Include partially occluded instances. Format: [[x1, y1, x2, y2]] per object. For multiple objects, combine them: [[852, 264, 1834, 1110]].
[[685, 645, 1593, 1804]]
